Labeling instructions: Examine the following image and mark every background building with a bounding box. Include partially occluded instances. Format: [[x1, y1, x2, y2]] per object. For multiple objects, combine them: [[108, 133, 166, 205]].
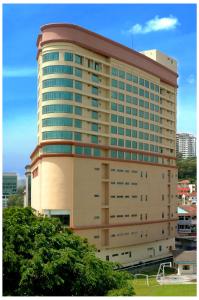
[[176, 133, 196, 159], [30, 23, 178, 266], [2, 172, 18, 208]]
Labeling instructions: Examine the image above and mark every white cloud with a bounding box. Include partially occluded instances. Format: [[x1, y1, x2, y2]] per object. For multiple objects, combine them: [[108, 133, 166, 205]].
[[127, 15, 180, 35], [3, 67, 37, 78]]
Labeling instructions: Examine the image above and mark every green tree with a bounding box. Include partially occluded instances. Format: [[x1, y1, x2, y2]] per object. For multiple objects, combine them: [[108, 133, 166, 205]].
[[7, 186, 25, 207], [3, 207, 134, 296], [177, 157, 196, 183]]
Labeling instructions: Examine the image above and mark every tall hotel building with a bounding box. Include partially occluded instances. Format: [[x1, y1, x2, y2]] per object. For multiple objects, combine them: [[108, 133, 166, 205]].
[[176, 133, 196, 159], [30, 24, 178, 266]]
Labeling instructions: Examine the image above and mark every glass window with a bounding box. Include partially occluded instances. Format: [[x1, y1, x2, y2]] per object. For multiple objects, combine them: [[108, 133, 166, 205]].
[[92, 99, 99, 107], [139, 142, 143, 150], [139, 78, 144, 86], [132, 119, 137, 127], [118, 151, 124, 159], [125, 140, 131, 148], [74, 132, 82, 141], [150, 93, 154, 100], [118, 139, 124, 147], [84, 147, 91, 156], [132, 130, 137, 138], [150, 82, 154, 90], [111, 138, 117, 145], [42, 117, 73, 127], [75, 68, 82, 77], [112, 79, 118, 88], [125, 152, 131, 160], [139, 131, 143, 139], [139, 110, 144, 118], [155, 85, 159, 93], [118, 116, 124, 124], [43, 78, 73, 88], [75, 54, 83, 64], [133, 97, 138, 105], [42, 131, 72, 140], [126, 129, 131, 137], [118, 93, 124, 101], [139, 99, 144, 107], [74, 119, 82, 128], [42, 104, 73, 114], [91, 123, 98, 131], [132, 141, 137, 148], [118, 127, 124, 135], [75, 93, 82, 103], [132, 75, 138, 83], [75, 81, 82, 90], [118, 70, 125, 79], [111, 91, 117, 99], [144, 101, 149, 109], [132, 153, 137, 160], [93, 148, 101, 157], [126, 84, 132, 92], [145, 80, 149, 88], [92, 111, 98, 119], [132, 86, 138, 94], [126, 106, 131, 114], [75, 146, 83, 155], [91, 135, 98, 144], [118, 81, 125, 90], [111, 114, 117, 122], [126, 117, 131, 125], [145, 91, 149, 98], [42, 91, 73, 101], [43, 52, 59, 62], [64, 52, 73, 61], [92, 74, 100, 83], [132, 108, 137, 116], [92, 86, 98, 95], [111, 126, 117, 134], [118, 104, 124, 112], [43, 144, 72, 153], [111, 150, 117, 158], [75, 106, 82, 115], [112, 67, 118, 76], [144, 112, 149, 119], [111, 102, 117, 111], [126, 73, 132, 81], [43, 65, 73, 75], [139, 89, 144, 96]]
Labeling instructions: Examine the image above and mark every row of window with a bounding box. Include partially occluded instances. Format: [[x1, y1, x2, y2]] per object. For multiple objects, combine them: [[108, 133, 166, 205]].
[[111, 67, 159, 93], [42, 78, 83, 90], [43, 52, 102, 71], [110, 138, 159, 152], [42, 92, 82, 102], [43, 65, 82, 77], [111, 102, 159, 114], [111, 126, 160, 138], [42, 117, 82, 128], [111, 114, 159, 126], [41, 144, 160, 163], [111, 92, 159, 104]]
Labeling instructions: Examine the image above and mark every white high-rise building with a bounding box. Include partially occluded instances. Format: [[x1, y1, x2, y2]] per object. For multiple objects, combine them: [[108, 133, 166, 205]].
[[176, 133, 196, 159]]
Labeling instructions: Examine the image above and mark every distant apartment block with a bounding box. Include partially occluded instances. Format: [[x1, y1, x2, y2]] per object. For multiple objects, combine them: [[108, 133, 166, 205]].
[[2, 172, 18, 208], [30, 23, 178, 266], [176, 133, 196, 159]]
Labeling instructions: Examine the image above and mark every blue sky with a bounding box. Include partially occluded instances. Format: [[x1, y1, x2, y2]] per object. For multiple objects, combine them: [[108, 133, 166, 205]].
[[3, 3, 196, 176]]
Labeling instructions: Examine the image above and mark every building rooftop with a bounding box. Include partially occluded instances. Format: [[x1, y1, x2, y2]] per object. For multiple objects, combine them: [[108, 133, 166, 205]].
[[173, 250, 196, 263]]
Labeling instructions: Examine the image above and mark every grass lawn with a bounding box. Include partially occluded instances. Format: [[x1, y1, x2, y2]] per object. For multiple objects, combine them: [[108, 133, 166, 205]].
[[131, 278, 197, 296]]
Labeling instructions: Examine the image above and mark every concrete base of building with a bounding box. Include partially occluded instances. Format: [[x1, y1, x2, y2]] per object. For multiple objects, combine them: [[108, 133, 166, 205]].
[[96, 238, 175, 267]]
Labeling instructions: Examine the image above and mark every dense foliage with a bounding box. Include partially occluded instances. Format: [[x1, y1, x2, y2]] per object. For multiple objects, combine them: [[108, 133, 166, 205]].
[[177, 157, 196, 183], [3, 207, 134, 296], [7, 186, 25, 207]]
